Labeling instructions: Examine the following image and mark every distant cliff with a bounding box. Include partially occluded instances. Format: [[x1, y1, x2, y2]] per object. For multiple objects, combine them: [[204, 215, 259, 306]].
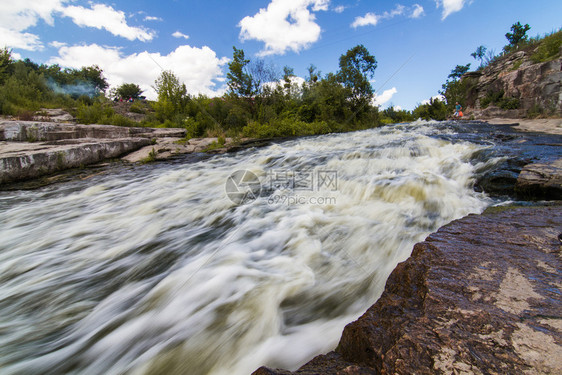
[[462, 41, 561, 119]]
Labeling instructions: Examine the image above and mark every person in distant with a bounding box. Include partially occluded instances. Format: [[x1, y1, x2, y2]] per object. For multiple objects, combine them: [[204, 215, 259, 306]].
[[454, 102, 463, 117]]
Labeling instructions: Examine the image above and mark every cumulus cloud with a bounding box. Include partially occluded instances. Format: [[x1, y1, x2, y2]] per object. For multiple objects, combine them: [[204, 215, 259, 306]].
[[48, 44, 230, 99], [0, 27, 44, 51], [0, 0, 67, 50], [373, 87, 398, 107], [435, 0, 467, 20], [172, 31, 190, 40], [0, 1, 156, 50], [352, 4, 423, 28], [61, 3, 155, 41], [238, 0, 330, 56]]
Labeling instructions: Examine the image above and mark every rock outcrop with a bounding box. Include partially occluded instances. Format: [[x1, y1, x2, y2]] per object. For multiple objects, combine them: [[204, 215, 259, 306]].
[[0, 120, 187, 185], [254, 205, 562, 374], [462, 49, 561, 119], [0, 121, 185, 142], [0, 138, 151, 184], [516, 158, 562, 199]]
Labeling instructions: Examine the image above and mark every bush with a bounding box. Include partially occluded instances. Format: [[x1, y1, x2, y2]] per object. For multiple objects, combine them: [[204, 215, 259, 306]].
[[498, 97, 520, 110], [480, 90, 505, 109], [76, 102, 114, 124], [129, 101, 147, 114], [530, 30, 562, 63]]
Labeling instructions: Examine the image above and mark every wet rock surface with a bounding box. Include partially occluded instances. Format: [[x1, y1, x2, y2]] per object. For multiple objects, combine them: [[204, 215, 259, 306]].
[[516, 159, 562, 199], [255, 204, 562, 375], [444, 122, 562, 199]]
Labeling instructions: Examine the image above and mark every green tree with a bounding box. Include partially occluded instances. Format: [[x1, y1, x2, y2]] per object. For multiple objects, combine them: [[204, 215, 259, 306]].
[[505, 22, 531, 47], [226, 47, 254, 99], [448, 64, 471, 80], [440, 64, 473, 112], [412, 98, 448, 121], [471, 46, 487, 69], [153, 70, 189, 122], [116, 83, 143, 99], [76, 65, 109, 94], [0, 47, 13, 85], [336, 44, 377, 107]]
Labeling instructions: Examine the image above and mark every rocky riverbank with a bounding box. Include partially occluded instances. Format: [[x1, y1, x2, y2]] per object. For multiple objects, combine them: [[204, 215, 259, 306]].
[[254, 204, 562, 375]]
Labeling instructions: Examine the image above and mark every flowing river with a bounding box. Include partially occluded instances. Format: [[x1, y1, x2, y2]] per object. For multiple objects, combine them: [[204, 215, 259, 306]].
[[0, 121, 500, 375]]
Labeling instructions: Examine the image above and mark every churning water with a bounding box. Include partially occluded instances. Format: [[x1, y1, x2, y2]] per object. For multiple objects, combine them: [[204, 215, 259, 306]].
[[1, 121, 497, 375]]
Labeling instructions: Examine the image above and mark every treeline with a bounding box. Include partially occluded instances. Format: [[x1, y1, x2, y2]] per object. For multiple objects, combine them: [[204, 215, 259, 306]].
[[0, 44, 452, 139]]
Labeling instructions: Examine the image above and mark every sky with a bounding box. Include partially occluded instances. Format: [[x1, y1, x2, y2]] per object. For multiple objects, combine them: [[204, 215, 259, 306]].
[[1, 0, 561, 110]]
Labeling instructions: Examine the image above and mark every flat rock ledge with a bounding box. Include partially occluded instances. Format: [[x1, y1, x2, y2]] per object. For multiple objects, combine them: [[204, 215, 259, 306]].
[[0, 138, 151, 184], [254, 205, 562, 375], [0, 120, 190, 184]]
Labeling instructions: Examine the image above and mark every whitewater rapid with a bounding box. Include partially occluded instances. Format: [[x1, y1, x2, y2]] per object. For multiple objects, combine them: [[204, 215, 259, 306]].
[[0, 121, 495, 375]]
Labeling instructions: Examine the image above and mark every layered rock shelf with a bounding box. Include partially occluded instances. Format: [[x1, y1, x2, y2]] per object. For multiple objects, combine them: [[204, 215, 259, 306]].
[[254, 205, 562, 375], [0, 120, 186, 185]]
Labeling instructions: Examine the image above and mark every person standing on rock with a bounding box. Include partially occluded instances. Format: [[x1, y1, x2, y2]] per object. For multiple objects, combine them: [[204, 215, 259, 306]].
[[454, 102, 463, 118]]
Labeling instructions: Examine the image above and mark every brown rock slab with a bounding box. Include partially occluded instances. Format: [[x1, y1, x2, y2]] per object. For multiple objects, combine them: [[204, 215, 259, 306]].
[[255, 205, 562, 375]]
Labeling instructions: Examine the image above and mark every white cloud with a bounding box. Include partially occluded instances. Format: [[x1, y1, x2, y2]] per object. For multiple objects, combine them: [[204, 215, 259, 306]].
[[352, 4, 424, 28], [386, 4, 405, 18], [144, 16, 162, 22], [0, 26, 44, 51], [0, 1, 155, 50], [435, 0, 467, 20], [421, 94, 445, 105], [410, 4, 424, 18], [172, 31, 190, 40], [61, 3, 155, 41], [333, 5, 345, 13], [238, 0, 330, 56], [0, 0, 68, 50], [351, 12, 379, 28], [47, 44, 230, 100], [373, 87, 398, 107], [49, 40, 67, 48]]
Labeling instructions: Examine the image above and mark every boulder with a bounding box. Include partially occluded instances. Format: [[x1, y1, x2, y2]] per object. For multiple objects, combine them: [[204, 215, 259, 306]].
[[516, 158, 562, 199], [254, 205, 562, 374]]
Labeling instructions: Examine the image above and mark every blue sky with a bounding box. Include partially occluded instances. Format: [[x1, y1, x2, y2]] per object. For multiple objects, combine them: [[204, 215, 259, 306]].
[[2, 0, 561, 109]]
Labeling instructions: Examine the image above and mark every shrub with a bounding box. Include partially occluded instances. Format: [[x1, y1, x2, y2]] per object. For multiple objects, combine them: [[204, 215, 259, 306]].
[[75, 102, 114, 124], [530, 30, 562, 63], [498, 97, 520, 110]]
